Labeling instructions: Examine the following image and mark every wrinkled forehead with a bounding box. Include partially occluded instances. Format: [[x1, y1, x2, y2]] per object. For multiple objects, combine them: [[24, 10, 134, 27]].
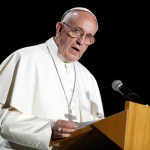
[[61, 7, 98, 30]]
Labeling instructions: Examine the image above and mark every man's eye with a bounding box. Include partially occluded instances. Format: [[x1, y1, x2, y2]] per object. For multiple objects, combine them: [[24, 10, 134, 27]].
[[72, 28, 81, 33], [86, 34, 93, 38]]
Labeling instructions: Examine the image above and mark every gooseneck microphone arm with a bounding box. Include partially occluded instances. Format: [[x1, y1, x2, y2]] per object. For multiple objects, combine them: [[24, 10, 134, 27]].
[[118, 84, 140, 101]]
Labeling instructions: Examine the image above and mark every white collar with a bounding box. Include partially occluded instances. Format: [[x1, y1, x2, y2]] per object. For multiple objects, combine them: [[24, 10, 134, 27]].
[[46, 37, 72, 64]]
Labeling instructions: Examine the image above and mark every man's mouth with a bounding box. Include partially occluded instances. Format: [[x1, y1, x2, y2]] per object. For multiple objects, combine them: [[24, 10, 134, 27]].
[[72, 47, 80, 52]]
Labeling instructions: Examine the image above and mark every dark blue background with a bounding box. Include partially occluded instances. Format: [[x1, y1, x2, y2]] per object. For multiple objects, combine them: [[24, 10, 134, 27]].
[[1, 1, 149, 117]]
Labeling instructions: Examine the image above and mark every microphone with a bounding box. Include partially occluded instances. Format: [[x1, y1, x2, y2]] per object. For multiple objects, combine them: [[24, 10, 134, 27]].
[[112, 80, 141, 103]]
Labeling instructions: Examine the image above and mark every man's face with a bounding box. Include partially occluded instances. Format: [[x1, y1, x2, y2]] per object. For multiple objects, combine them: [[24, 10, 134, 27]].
[[55, 11, 97, 62]]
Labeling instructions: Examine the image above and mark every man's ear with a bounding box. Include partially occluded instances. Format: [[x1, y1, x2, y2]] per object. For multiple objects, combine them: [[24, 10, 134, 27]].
[[59, 28, 62, 32], [56, 22, 63, 34]]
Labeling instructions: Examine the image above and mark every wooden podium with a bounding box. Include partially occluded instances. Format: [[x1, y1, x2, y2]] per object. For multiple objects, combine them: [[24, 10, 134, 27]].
[[51, 101, 150, 150]]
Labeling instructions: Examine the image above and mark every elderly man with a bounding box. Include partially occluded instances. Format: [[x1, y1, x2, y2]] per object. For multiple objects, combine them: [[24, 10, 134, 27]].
[[0, 7, 104, 149]]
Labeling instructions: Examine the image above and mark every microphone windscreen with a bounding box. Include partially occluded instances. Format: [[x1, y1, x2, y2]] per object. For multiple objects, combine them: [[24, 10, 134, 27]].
[[112, 80, 123, 91]]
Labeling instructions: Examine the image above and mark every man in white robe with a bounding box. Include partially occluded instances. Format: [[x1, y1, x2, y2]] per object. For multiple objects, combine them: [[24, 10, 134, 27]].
[[0, 7, 104, 149]]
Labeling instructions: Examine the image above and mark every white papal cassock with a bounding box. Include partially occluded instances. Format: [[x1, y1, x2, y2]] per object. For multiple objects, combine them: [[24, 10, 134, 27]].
[[0, 37, 104, 149]]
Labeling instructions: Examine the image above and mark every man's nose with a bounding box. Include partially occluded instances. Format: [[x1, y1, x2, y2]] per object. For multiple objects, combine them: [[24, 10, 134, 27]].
[[76, 35, 86, 45]]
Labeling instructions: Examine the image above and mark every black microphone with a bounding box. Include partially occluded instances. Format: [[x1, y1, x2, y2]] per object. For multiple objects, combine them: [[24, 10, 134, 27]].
[[112, 80, 141, 103]]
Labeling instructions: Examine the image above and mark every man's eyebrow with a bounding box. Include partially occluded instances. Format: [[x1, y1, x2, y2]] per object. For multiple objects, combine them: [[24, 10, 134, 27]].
[[73, 26, 83, 30]]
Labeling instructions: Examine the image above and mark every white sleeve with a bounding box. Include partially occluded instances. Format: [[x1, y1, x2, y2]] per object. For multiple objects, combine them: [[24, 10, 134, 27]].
[[0, 104, 54, 149]]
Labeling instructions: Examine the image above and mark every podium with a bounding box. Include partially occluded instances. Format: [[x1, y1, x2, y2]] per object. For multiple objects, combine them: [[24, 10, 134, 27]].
[[51, 101, 150, 150]]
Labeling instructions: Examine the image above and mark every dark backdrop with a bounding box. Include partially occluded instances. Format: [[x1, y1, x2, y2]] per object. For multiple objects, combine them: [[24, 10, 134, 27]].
[[1, 1, 150, 117]]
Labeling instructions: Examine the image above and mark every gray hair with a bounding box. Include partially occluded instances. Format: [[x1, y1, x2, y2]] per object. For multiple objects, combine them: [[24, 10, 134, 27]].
[[61, 7, 98, 31]]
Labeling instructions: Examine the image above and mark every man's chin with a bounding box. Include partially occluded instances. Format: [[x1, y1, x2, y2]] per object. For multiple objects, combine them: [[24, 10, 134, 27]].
[[66, 56, 79, 62]]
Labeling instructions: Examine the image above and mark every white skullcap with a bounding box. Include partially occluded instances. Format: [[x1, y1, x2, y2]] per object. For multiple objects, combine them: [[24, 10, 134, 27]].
[[61, 7, 98, 30]]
